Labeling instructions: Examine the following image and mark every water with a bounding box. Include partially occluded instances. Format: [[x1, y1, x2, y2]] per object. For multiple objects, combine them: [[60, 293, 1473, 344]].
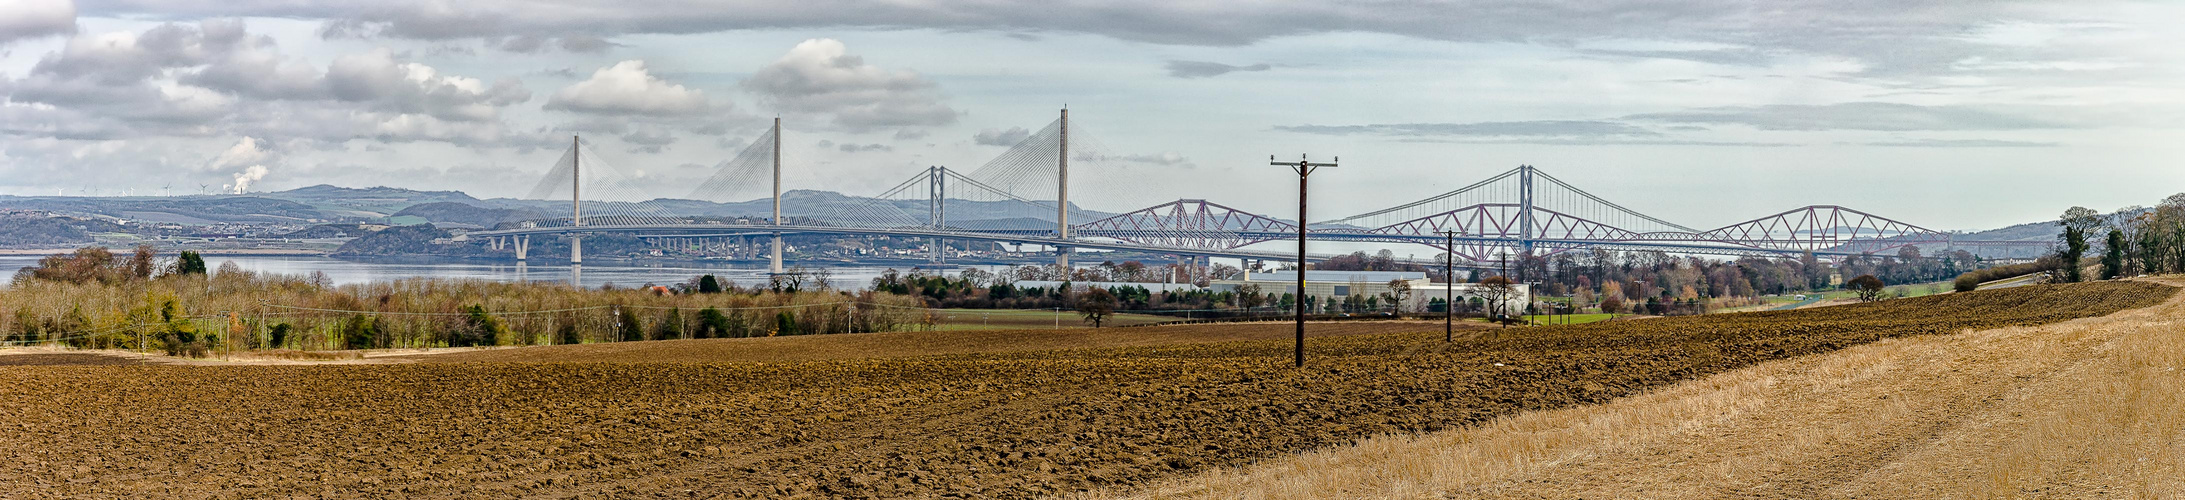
[[0, 255, 997, 290]]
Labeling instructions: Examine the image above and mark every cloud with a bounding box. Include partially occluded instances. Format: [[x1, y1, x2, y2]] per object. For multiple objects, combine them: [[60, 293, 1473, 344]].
[[544, 60, 712, 116], [742, 39, 956, 131], [0, 0, 75, 44], [972, 126, 1030, 145], [620, 127, 675, 146], [1164, 60, 1271, 78], [837, 142, 891, 153], [1276, 121, 1661, 138], [326, 48, 531, 122], [1859, 138, 2058, 147], [1623, 102, 2067, 131], [891, 129, 928, 140], [1077, 151, 1190, 167]]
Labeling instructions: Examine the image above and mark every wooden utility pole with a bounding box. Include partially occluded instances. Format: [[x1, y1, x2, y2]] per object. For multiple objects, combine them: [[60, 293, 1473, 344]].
[[1444, 230, 1455, 342], [1273, 154, 1337, 368]]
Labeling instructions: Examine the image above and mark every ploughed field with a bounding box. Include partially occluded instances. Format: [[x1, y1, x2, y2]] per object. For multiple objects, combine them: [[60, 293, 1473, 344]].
[[0, 281, 2169, 498]]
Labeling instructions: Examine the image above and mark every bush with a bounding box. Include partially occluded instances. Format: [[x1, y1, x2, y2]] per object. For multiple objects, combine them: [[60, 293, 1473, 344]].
[[1952, 258, 2059, 292], [268, 323, 292, 349], [339, 314, 381, 350]]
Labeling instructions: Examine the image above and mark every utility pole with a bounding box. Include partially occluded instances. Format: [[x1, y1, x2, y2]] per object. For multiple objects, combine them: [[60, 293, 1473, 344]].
[[1443, 230, 1455, 342], [771, 117, 784, 275], [1274, 154, 1337, 368], [1056, 107, 1071, 269]]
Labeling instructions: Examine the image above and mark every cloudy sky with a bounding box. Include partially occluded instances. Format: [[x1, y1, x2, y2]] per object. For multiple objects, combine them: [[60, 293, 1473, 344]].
[[0, 0, 2180, 231]]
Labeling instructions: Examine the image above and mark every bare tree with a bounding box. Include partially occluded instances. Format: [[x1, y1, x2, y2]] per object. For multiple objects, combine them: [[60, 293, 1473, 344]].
[[1477, 275, 1517, 323]]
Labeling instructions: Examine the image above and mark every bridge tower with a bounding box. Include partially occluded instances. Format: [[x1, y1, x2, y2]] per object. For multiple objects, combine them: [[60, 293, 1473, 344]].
[[1056, 107, 1071, 269], [929, 165, 947, 263], [770, 117, 784, 274], [570, 135, 582, 267], [1518, 164, 1534, 260]]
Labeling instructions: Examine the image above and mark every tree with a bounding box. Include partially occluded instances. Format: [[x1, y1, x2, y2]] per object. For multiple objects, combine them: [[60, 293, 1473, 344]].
[[129, 245, 156, 280], [1477, 275, 1517, 323], [695, 307, 730, 339], [173, 250, 208, 275], [1386, 279, 1413, 312], [1077, 287, 1117, 327], [655, 308, 684, 340], [617, 306, 645, 341], [1848, 274, 1887, 302], [2058, 206, 2101, 283], [2101, 229, 2128, 280], [457, 305, 506, 347], [697, 274, 722, 294]]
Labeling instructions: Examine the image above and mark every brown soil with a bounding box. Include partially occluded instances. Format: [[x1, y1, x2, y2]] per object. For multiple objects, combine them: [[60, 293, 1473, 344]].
[[0, 352, 154, 366], [393, 320, 1473, 364], [0, 281, 2168, 499]]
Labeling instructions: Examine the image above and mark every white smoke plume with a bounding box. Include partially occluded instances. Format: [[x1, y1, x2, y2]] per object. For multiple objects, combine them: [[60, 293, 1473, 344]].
[[207, 137, 276, 194], [230, 165, 269, 194]]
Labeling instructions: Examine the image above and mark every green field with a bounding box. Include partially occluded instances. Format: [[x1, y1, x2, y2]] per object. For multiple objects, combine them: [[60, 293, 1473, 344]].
[[924, 308, 1177, 330]]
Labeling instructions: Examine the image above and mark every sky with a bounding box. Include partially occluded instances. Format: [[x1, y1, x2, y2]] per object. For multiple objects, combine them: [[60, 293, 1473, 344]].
[[0, 0, 2180, 232]]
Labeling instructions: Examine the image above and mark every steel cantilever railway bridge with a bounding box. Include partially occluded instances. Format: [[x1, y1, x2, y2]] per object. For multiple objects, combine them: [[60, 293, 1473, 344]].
[[472, 110, 2047, 270]]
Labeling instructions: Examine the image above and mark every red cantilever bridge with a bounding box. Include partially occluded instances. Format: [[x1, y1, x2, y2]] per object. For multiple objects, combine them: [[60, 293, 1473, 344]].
[[470, 113, 2047, 267]]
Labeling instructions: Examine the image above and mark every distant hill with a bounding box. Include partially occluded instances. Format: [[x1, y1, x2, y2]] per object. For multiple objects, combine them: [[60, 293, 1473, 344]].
[[392, 202, 544, 229], [257, 185, 486, 217], [0, 196, 322, 223]]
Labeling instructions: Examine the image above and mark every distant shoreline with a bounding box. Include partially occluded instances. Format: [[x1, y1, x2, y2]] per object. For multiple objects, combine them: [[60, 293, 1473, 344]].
[[0, 248, 332, 257]]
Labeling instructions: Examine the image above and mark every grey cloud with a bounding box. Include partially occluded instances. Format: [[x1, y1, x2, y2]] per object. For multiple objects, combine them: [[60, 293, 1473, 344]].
[[621, 127, 676, 146], [1276, 120, 1661, 138], [497, 34, 546, 53], [837, 142, 891, 153], [1860, 138, 2059, 147], [0, 21, 533, 148], [1579, 48, 1775, 66], [972, 126, 1030, 145], [1624, 102, 2066, 131], [0, 0, 76, 44], [557, 35, 616, 52], [742, 39, 956, 131], [1076, 151, 1190, 167], [71, 1, 2096, 80], [891, 129, 928, 140], [1164, 60, 1271, 78]]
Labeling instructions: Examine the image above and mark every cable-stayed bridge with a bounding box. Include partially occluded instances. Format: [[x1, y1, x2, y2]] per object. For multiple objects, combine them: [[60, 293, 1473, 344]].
[[471, 110, 2049, 270]]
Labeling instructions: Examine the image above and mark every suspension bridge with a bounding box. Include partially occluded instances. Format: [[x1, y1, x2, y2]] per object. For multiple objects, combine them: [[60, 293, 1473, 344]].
[[469, 109, 2048, 271]]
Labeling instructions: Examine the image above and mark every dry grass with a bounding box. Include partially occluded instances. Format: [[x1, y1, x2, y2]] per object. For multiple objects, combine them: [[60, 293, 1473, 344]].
[[1109, 278, 2185, 499]]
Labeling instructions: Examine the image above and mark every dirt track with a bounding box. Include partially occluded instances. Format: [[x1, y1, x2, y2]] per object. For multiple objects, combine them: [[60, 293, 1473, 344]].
[[0, 281, 2170, 498]]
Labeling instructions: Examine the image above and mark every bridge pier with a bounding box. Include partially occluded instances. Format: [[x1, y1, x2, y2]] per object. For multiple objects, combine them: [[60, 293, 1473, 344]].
[[514, 235, 529, 261], [570, 236, 582, 265]]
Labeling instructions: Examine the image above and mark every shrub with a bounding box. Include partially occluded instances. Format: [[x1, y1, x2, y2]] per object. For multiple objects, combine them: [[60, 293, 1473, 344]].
[[1953, 258, 2059, 292], [339, 314, 381, 350], [268, 323, 292, 349]]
